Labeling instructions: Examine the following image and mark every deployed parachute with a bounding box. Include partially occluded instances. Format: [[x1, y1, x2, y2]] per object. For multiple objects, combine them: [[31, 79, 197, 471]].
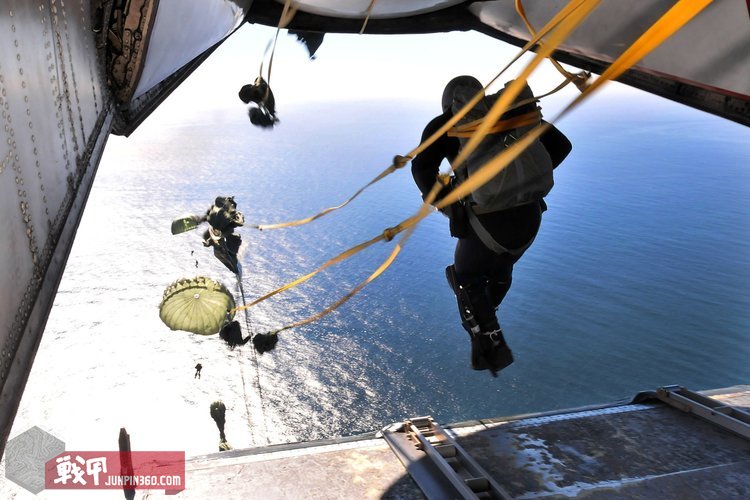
[[159, 277, 235, 335]]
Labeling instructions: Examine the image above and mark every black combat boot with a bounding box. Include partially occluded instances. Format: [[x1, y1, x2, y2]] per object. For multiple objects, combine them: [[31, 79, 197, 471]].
[[446, 265, 514, 376], [473, 329, 513, 377]]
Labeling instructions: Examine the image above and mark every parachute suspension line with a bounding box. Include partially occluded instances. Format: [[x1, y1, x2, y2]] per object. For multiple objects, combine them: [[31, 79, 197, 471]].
[[237, 278, 254, 339], [407, 0, 593, 161], [565, 0, 714, 108], [436, 0, 715, 211], [260, 181, 444, 337], [253, 0, 712, 334], [451, 0, 601, 173], [251, 0, 590, 232], [257, 39, 273, 84], [359, 0, 378, 34], [230, 0, 595, 323], [236, 277, 271, 445], [235, 279, 257, 442], [448, 76, 576, 138], [266, 0, 297, 86], [230, 213, 422, 315], [230, 0, 595, 338], [515, 0, 591, 92], [253, 0, 296, 108], [253, 155, 411, 230]]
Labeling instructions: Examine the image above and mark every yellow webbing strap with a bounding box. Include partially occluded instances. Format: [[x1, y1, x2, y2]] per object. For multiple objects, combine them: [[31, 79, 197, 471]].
[[448, 110, 541, 138], [451, 0, 601, 173], [234, 0, 596, 325], [446, 73, 580, 140], [254, 155, 411, 230], [260, 0, 713, 335], [258, 182, 442, 335], [232, 231, 387, 313], [436, 0, 714, 211], [257, 0, 296, 96], [360, 0, 378, 34], [278, 0, 297, 29], [256, 0, 713, 337], [231, 206, 428, 317], [408, 0, 591, 161], [515, 0, 590, 92], [568, 0, 714, 105], [252, 0, 590, 231]]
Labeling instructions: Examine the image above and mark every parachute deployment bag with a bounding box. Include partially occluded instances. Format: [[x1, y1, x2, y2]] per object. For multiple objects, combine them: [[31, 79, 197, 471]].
[[449, 83, 554, 213]]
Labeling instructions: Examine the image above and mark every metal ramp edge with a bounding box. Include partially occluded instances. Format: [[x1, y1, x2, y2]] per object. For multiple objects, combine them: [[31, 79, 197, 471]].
[[382, 386, 750, 500]]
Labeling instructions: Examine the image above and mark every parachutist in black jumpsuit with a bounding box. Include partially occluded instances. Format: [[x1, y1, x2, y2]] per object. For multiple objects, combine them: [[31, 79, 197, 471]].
[[202, 196, 244, 274], [412, 77, 571, 376]]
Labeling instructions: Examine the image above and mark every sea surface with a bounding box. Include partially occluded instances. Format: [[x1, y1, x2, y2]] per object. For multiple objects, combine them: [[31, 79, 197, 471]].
[[2, 97, 749, 497]]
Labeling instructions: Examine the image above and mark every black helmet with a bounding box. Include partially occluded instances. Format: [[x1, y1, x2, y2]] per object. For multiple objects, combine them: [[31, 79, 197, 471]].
[[442, 75, 482, 113]]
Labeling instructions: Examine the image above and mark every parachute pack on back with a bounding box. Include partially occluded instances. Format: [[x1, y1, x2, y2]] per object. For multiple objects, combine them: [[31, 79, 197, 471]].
[[449, 81, 554, 213]]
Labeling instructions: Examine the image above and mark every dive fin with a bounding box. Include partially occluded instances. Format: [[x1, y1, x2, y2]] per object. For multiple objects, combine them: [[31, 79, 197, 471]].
[[171, 215, 205, 235]]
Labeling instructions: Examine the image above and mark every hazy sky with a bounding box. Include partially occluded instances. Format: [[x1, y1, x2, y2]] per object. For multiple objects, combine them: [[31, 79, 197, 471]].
[[145, 22, 644, 128]]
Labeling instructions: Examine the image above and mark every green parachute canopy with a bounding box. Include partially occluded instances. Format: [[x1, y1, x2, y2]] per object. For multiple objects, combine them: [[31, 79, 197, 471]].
[[159, 277, 235, 335]]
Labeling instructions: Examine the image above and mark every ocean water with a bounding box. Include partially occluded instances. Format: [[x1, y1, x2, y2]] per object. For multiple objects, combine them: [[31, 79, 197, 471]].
[[2, 97, 749, 496]]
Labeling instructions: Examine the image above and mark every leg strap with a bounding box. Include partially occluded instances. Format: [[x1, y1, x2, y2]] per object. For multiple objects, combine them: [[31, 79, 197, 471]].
[[445, 266, 499, 335], [466, 202, 541, 256]]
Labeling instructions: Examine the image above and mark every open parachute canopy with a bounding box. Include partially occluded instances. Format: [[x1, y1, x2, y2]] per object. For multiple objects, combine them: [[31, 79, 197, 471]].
[[159, 276, 235, 335]]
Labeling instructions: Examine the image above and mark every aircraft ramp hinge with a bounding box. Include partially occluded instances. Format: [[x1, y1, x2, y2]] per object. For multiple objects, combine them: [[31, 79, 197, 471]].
[[382, 416, 512, 500], [656, 385, 750, 440]]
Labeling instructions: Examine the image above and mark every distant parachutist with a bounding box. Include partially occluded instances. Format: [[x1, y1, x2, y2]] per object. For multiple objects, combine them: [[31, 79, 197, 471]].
[[170, 196, 245, 274], [239, 76, 278, 129], [210, 400, 231, 451]]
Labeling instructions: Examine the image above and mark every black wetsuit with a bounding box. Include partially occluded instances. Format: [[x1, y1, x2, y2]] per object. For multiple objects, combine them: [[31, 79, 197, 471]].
[[412, 110, 571, 332]]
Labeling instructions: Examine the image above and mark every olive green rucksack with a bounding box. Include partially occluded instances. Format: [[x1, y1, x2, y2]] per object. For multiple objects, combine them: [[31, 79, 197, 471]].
[[450, 81, 554, 213]]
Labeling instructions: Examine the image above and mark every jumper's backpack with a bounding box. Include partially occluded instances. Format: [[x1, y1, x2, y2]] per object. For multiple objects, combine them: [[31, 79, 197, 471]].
[[449, 81, 554, 213]]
